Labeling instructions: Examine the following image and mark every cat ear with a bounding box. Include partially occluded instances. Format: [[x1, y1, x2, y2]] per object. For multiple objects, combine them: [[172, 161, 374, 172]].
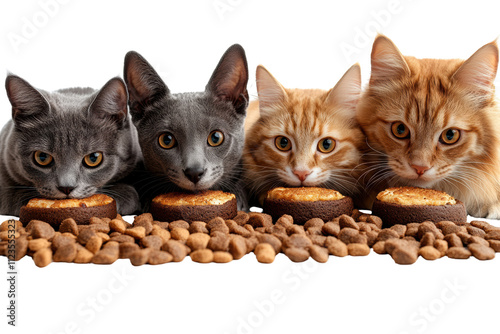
[[324, 63, 361, 116], [370, 35, 410, 84], [255, 65, 287, 113], [5, 75, 50, 127], [206, 44, 249, 115], [124, 51, 169, 120], [452, 41, 499, 102], [88, 77, 128, 125]]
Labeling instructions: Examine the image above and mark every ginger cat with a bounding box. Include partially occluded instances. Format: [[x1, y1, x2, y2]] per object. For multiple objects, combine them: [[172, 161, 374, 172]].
[[243, 64, 366, 206], [357, 35, 500, 218]]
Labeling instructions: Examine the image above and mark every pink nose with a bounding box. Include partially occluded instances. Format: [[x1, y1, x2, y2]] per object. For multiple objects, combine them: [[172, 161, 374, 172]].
[[411, 165, 431, 176], [293, 170, 311, 182]]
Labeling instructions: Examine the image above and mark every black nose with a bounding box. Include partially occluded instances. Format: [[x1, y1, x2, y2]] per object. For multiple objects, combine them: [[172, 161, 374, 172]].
[[183, 167, 206, 184], [57, 186, 75, 195]]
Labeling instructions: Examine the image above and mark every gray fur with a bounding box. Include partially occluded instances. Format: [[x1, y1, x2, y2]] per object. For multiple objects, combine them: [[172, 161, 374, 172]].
[[0, 75, 142, 216], [124, 44, 249, 210]]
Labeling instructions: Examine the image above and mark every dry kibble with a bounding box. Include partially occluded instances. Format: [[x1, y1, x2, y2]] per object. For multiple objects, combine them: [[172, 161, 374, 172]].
[[285, 234, 312, 249], [468, 243, 495, 260], [440, 222, 466, 235], [110, 234, 135, 244], [229, 224, 253, 237], [190, 249, 214, 263], [366, 230, 378, 247], [92, 242, 119, 264], [169, 220, 190, 230], [285, 247, 309, 262], [207, 217, 230, 234], [141, 235, 163, 250], [33, 248, 52, 267], [309, 235, 327, 247], [470, 220, 490, 230], [338, 228, 359, 244], [89, 217, 104, 225], [339, 214, 359, 230], [405, 223, 420, 238], [390, 245, 419, 265], [326, 238, 348, 257], [189, 221, 209, 234], [245, 236, 259, 253], [468, 236, 489, 247], [247, 213, 273, 228], [348, 243, 370, 256], [85, 236, 103, 254], [306, 227, 323, 236], [59, 218, 79, 235], [376, 229, 400, 242], [366, 215, 383, 229], [213, 251, 233, 263], [373, 241, 386, 254], [186, 233, 211, 251], [257, 234, 282, 253], [233, 211, 250, 225], [447, 247, 471, 259], [255, 243, 275, 263], [78, 228, 97, 245], [420, 232, 436, 247], [119, 242, 140, 259], [489, 240, 500, 252], [30, 220, 55, 240], [0, 231, 18, 241], [229, 235, 247, 260], [275, 215, 293, 228], [151, 225, 171, 243], [96, 232, 110, 242], [14, 237, 29, 261], [419, 246, 441, 260], [28, 238, 51, 252], [53, 243, 77, 262], [170, 227, 190, 242], [208, 232, 230, 251], [286, 225, 305, 235], [125, 226, 146, 239], [133, 213, 153, 235], [466, 225, 486, 238], [74, 247, 94, 263], [322, 222, 340, 237], [444, 233, 463, 248], [308, 244, 329, 262], [390, 224, 407, 238], [434, 239, 448, 256], [486, 230, 500, 241], [417, 222, 444, 240], [304, 218, 325, 230], [153, 221, 169, 230], [52, 234, 75, 250], [350, 233, 368, 245], [0, 220, 22, 231], [88, 223, 110, 234], [130, 249, 152, 266], [109, 219, 127, 234], [162, 240, 188, 262], [148, 250, 173, 265]]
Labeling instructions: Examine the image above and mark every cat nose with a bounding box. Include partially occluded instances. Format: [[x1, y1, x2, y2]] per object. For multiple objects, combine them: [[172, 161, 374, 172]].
[[57, 186, 75, 195], [293, 170, 311, 182], [184, 167, 206, 184], [411, 165, 431, 176]]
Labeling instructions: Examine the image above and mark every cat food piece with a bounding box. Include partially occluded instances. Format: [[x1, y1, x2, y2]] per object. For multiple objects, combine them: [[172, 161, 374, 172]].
[[229, 235, 247, 260], [466, 226, 486, 238], [228, 223, 253, 238], [207, 217, 230, 234], [245, 236, 259, 253], [130, 249, 152, 266], [308, 245, 329, 263], [140, 235, 163, 250], [347, 243, 370, 256], [338, 228, 360, 245], [148, 250, 173, 265], [92, 241, 119, 264], [124, 226, 146, 240], [275, 215, 294, 228], [133, 213, 153, 235], [488, 239, 500, 252], [304, 218, 325, 230], [339, 215, 359, 230], [372, 241, 386, 254], [322, 222, 340, 237], [233, 211, 250, 226], [28, 238, 51, 252], [119, 242, 140, 259], [33, 247, 52, 267], [110, 234, 135, 244], [419, 246, 441, 260], [444, 233, 463, 248], [29, 220, 55, 240], [213, 251, 233, 263], [390, 224, 407, 238], [207, 232, 230, 252], [468, 236, 489, 247], [405, 223, 420, 238], [285, 247, 310, 262], [326, 238, 348, 257], [0, 220, 22, 231], [263, 187, 354, 225], [19, 194, 117, 226], [434, 239, 448, 257], [162, 240, 188, 262], [468, 243, 495, 260], [169, 220, 190, 230], [74, 246, 94, 263], [390, 245, 419, 265], [109, 219, 127, 234], [286, 225, 305, 235], [486, 230, 500, 241], [170, 227, 190, 242], [247, 213, 273, 229], [150, 225, 171, 243], [447, 247, 471, 259], [285, 234, 312, 249], [254, 243, 276, 263], [59, 218, 79, 235], [186, 233, 211, 251], [257, 234, 282, 254], [85, 236, 103, 254], [417, 222, 444, 240], [14, 236, 29, 261], [372, 187, 467, 227], [309, 234, 327, 247], [420, 232, 436, 247], [189, 221, 209, 234], [53, 243, 77, 262], [190, 249, 214, 263], [150, 190, 237, 223], [366, 215, 383, 229]]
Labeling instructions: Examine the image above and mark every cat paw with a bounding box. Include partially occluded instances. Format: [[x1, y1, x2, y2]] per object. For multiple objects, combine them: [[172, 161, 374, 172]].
[[105, 184, 141, 215], [485, 203, 500, 219]]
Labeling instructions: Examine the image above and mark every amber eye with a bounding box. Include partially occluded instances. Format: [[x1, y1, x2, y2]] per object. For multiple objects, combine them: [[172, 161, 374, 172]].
[[33, 151, 53, 167], [208, 130, 224, 147], [275, 136, 292, 151], [391, 122, 410, 139], [318, 137, 336, 153], [83, 152, 103, 168], [159, 133, 176, 149], [440, 128, 460, 145]]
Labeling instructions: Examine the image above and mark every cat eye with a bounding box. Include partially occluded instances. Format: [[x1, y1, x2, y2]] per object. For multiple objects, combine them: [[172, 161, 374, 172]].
[[83, 152, 103, 168], [33, 151, 54, 167], [159, 133, 177, 149], [317, 137, 336, 153], [208, 130, 224, 147], [275, 136, 292, 151], [391, 122, 410, 139], [440, 128, 461, 145]]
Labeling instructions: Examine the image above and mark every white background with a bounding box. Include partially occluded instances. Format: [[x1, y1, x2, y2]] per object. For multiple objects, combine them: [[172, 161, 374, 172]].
[[1, 0, 500, 333]]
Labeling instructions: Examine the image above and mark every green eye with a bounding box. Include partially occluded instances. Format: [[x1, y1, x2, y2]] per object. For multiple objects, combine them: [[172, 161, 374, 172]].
[[208, 130, 224, 147], [34, 151, 53, 167], [83, 152, 103, 168], [318, 137, 336, 153], [159, 133, 176, 149], [440, 128, 460, 145], [391, 122, 410, 139], [275, 136, 291, 151]]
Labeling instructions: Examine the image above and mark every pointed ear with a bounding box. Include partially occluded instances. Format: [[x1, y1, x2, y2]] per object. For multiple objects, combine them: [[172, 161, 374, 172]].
[[123, 51, 169, 120], [5, 75, 50, 127], [370, 35, 410, 85], [255, 65, 287, 114], [89, 77, 128, 126], [325, 63, 361, 116], [452, 41, 498, 103], [206, 44, 249, 115]]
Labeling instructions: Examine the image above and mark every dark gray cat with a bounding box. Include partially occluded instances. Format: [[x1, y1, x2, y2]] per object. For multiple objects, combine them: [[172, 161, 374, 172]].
[[0, 75, 142, 216], [123, 44, 249, 210]]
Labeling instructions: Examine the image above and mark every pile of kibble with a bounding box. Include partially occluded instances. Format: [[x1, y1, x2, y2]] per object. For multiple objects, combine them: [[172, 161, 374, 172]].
[[1, 210, 499, 267]]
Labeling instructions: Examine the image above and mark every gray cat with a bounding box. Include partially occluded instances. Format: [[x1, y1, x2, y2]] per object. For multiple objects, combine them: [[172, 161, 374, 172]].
[[0, 75, 142, 216], [123, 44, 249, 210]]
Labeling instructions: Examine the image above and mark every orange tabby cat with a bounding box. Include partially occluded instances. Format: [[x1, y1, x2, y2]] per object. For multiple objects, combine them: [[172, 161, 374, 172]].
[[243, 64, 366, 206], [357, 35, 500, 218]]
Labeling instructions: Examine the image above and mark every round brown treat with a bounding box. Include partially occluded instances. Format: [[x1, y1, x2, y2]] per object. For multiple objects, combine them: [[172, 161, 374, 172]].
[[19, 194, 116, 227], [149, 191, 237, 223], [263, 187, 353, 225], [372, 187, 466, 227]]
